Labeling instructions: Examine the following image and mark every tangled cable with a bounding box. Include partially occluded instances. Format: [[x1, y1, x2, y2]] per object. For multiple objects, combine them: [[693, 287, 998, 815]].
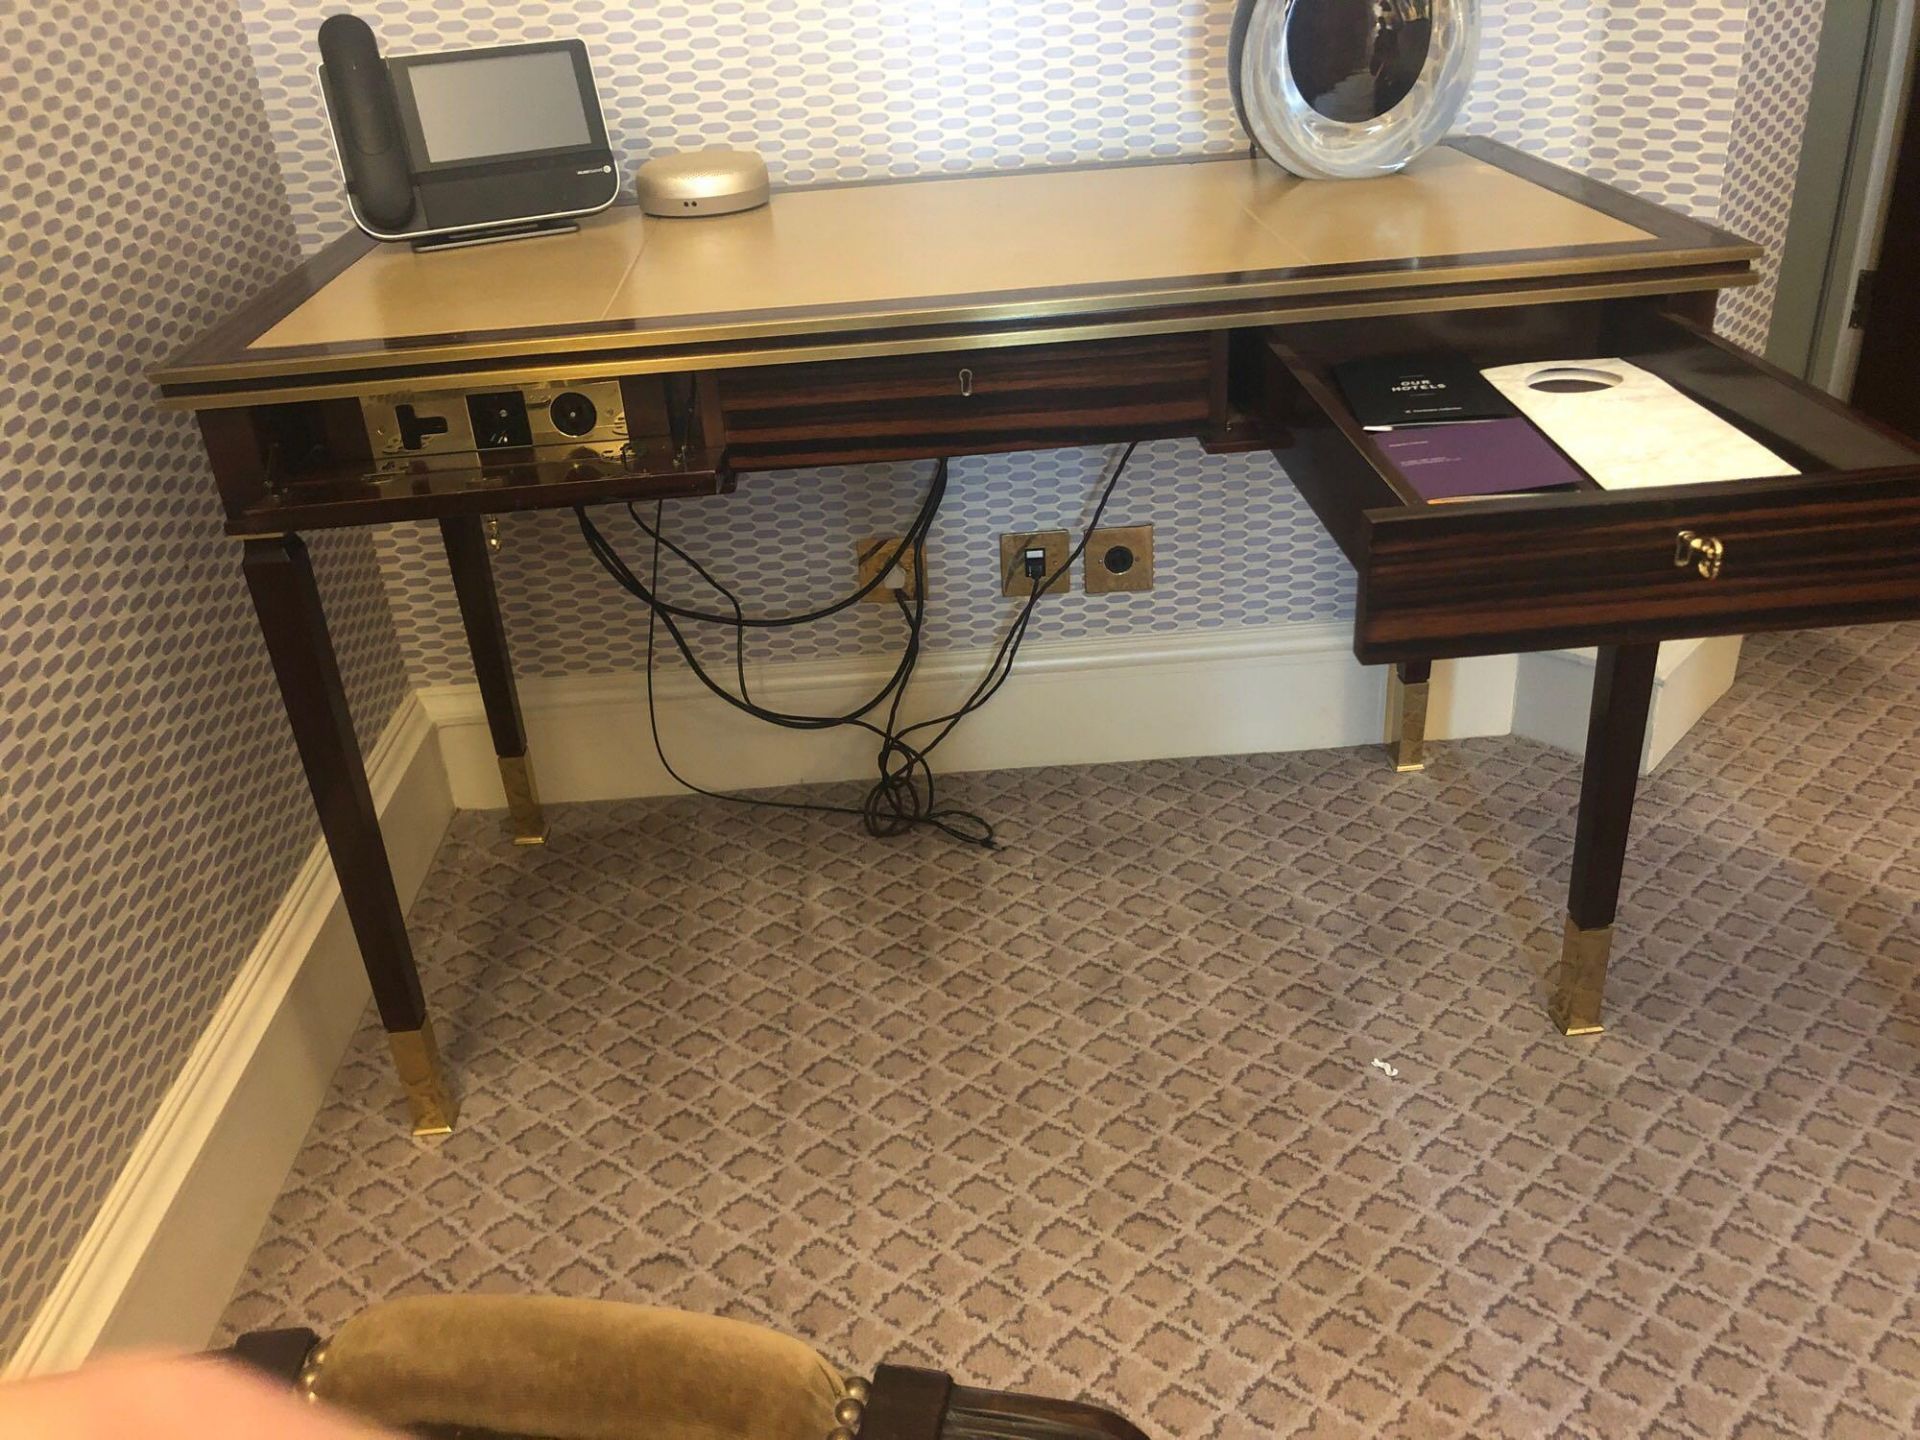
[[576, 443, 1139, 849]]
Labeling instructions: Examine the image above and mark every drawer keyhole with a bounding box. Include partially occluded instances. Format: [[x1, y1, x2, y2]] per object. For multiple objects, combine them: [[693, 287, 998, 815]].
[[958, 367, 974, 398], [1674, 529, 1724, 580]]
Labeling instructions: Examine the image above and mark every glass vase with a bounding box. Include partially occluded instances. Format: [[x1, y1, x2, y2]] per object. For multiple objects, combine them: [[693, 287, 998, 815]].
[[1229, 0, 1483, 180]]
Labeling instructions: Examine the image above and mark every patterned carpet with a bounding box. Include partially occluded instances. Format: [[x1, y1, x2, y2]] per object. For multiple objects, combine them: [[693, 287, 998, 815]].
[[222, 626, 1920, 1439]]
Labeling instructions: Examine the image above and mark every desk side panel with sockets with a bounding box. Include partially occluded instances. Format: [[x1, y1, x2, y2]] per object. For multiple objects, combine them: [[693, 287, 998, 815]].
[[154, 138, 1920, 1131]]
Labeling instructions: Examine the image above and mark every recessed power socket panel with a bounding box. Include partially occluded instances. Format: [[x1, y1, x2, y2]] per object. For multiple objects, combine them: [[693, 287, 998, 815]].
[[363, 378, 630, 474], [1000, 530, 1071, 597], [365, 392, 475, 466], [466, 391, 534, 449], [522, 378, 629, 456], [1086, 524, 1154, 593], [857, 536, 922, 603]]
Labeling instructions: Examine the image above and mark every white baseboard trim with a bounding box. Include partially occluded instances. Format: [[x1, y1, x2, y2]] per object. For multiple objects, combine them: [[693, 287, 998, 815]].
[[1512, 636, 1744, 774], [3, 695, 454, 1377], [422, 621, 1523, 808]]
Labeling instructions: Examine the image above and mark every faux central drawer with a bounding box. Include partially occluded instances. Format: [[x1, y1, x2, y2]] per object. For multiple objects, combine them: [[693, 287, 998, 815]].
[[716, 333, 1214, 469], [1255, 300, 1920, 662]]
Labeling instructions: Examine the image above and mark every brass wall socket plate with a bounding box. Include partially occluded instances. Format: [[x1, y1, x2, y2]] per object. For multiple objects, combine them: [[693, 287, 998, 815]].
[[999, 530, 1071, 597], [1086, 524, 1154, 593], [857, 536, 922, 603]]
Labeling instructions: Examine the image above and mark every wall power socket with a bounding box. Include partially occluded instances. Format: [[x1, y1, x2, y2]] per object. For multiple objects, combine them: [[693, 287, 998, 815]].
[[999, 531, 1071, 597], [1086, 524, 1154, 594], [856, 536, 922, 602]]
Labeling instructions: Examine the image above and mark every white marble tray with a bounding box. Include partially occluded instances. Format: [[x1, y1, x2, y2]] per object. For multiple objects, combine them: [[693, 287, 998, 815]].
[[1482, 358, 1798, 491]]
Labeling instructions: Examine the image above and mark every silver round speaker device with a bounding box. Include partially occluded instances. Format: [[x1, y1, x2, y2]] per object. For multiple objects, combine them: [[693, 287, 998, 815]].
[[634, 147, 771, 218], [1229, 0, 1481, 179]]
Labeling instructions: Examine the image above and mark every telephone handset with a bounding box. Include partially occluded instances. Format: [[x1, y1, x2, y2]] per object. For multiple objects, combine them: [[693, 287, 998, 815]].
[[317, 15, 415, 232], [315, 12, 619, 250]]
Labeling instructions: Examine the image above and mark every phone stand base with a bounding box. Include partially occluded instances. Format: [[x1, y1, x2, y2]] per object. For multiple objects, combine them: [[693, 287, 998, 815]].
[[410, 218, 581, 254]]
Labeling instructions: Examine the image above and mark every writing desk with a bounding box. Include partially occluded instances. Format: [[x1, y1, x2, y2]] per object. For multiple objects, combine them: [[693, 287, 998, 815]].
[[156, 139, 1920, 1134]]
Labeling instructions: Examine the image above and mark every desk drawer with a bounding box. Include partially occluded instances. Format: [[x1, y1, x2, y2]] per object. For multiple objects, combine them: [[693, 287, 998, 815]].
[[718, 333, 1213, 468], [1259, 301, 1920, 662]]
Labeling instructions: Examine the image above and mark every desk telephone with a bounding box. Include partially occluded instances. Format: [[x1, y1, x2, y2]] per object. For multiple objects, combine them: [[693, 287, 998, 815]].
[[317, 14, 618, 250]]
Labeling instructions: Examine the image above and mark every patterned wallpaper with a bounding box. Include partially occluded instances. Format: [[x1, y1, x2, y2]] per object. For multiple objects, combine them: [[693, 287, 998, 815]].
[[233, 1, 1818, 685], [245, 1, 1755, 253], [0, 0, 409, 1359], [386, 447, 1357, 685], [1462, 0, 1747, 219]]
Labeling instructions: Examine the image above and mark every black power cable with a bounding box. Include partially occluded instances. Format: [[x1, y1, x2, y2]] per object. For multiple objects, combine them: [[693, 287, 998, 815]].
[[580, 460, 950, 728], [575, 442, 1140, 849]]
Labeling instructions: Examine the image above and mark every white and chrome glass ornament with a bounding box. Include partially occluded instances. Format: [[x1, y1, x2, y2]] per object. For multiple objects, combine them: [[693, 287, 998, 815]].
[[1229, 0, 1482, 180]]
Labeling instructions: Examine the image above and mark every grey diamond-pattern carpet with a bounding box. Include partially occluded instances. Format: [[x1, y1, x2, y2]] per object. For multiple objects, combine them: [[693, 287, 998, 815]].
[[223, 626, 1920, 1439]]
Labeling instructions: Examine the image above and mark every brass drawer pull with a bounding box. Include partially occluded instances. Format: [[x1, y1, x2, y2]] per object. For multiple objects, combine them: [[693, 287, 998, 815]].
[[1674, 529, 1724, 579], [958, 367, 974, 398]]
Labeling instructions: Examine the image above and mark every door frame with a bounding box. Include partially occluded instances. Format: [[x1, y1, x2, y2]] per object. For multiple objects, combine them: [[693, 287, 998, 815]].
[[1768, 1, 1917, 395]]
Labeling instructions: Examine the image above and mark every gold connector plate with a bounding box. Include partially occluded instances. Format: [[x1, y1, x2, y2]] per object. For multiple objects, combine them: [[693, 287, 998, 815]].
[[388, 1022, 459, 1136], [1551, 919, 1613, 1037], [856, 536, 922, 604], [999, 530, 1071, 598], [499, 754, 549, 846], [1385, 670, 1429, 773], [1085, 524, 1155, 594]]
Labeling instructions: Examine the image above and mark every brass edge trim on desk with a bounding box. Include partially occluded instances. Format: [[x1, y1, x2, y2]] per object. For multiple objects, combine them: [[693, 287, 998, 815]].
[[159, 266, 1754, 411], [150, 242, 1759, 391]]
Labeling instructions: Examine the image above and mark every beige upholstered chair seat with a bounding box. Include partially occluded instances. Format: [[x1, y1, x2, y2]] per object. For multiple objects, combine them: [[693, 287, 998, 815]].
[[304, 1296, 848, 1440]]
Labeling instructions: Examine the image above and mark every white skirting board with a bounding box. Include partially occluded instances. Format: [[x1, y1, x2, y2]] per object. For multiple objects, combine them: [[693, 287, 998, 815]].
[[425, 625, 1738, 809], [1512, 636, 1743, 776], [421, 621, 1523, 807], [3, 695, 454, 1377]]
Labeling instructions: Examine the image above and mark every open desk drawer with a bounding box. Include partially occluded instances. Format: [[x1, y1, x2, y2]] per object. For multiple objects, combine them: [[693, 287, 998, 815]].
[[1258, 300, 1920, 663]]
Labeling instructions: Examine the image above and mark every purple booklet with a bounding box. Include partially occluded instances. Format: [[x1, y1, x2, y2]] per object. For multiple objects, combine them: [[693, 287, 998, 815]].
[[1373, 418, 1588, 503]]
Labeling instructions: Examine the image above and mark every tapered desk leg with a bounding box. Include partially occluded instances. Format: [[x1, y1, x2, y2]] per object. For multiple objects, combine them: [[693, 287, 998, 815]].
[[243, 535, 457, 1136], [1385, 660, 1431, 773], [1554, 642, 1659, 1036], [441, 516, 546, 845]]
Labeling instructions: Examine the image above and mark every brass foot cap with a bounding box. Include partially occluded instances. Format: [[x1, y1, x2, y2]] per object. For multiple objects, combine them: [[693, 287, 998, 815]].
[[1385, 672, 1429, 775], [388, 1023, 459, 1137], [498, 756, 549, 848], [1551, 920, 1613, 1039], [1552, 1011, 1606, 1039]]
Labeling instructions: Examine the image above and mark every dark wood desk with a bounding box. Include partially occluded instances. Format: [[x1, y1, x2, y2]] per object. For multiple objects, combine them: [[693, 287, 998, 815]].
[[156, 139, 1920, 1134]]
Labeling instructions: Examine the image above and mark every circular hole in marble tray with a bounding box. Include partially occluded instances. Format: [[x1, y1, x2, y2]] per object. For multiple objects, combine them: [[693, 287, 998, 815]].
[[1524, 365, 1625, 395]]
